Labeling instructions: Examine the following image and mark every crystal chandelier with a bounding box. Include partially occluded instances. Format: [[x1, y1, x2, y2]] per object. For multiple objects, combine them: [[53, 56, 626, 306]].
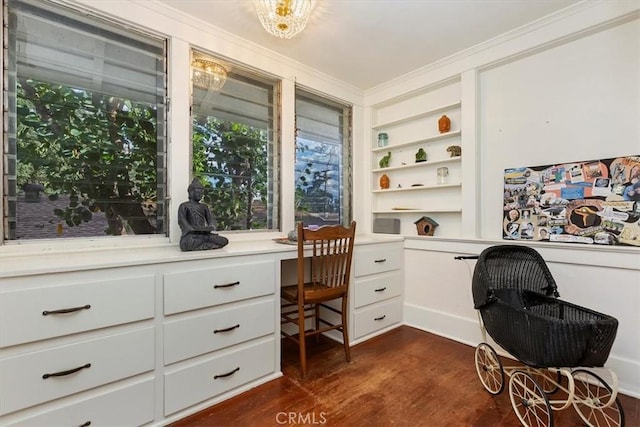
[[253, 0, 312, 39], [192, 58, 227, 91]]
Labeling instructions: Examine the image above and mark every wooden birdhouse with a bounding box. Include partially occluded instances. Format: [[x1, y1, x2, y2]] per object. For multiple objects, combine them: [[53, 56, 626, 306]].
[[414, 216, 439, 236]]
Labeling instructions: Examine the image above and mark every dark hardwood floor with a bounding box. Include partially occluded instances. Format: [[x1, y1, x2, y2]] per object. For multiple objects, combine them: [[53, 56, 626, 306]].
[[171, 326, 639, 426]]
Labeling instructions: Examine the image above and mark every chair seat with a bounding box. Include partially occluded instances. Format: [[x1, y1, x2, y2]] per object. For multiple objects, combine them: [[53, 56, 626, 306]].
[[282, 283, 347, 304]]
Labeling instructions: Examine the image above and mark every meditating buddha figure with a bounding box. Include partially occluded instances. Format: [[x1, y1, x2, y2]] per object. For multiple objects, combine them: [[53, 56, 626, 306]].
[[178, 178, 229, 251]]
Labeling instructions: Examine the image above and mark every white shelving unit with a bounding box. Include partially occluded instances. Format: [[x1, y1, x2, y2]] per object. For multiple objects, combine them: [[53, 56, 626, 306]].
[[370, 78, 463, 238]]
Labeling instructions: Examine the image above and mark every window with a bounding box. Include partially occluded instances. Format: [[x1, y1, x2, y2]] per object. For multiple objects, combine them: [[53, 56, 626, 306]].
[[295, 89, 352, 226], [191, 51, 279, 231], [2, 0, 167, 241]]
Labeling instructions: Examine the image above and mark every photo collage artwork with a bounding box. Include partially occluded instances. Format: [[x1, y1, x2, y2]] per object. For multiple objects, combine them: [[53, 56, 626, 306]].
[[503, 155, 640, 246]]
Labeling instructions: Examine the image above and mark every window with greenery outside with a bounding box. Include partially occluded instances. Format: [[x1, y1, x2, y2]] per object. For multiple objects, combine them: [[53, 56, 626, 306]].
[[4, 0, 166, 241], [191, 57, 278, 231]]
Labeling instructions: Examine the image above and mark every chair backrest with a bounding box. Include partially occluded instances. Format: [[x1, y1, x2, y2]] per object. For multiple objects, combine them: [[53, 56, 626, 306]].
[[297, 221, 356, 291]]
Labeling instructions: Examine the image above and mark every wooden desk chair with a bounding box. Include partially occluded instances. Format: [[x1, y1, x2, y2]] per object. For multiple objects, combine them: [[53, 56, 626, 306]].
[[281, 221, 356, 377]]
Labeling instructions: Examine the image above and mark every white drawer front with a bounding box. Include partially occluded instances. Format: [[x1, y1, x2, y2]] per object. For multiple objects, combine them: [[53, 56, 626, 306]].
[[164, 338, 275, 415], [354, 298, 402, 339], [0, 275, 154, 348], [4, 378, 154, 426], [353, 243, 402, 277], [164, 299, 275, 364], [0, 327, 154, 416], [353, 271, 402, 309], [164, 261, 275, 314]]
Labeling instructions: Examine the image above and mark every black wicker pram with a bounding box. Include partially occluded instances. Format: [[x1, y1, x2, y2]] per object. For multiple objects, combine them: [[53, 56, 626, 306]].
[[471, 245, 618, 368]]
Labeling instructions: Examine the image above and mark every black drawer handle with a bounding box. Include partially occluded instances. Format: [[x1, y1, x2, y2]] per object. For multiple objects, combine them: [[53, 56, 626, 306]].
[[214, 324, 240, 334], [43, 363, 91, 379], [42, 304, 91, 316], [374, 287, 387, 292], [374, 259, 386, 263], [214, 367, 240, 379], [79, 422, 91, 427], [214, 281, 240, 289], [374, 315, 386, 321]]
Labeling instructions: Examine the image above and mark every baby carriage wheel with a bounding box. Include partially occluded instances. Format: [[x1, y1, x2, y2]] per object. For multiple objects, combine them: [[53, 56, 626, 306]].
[[530, 369, 562, 395], [474, 343, 504, 395], [509, 371, 553, 427], [572, 369, 625, 427]]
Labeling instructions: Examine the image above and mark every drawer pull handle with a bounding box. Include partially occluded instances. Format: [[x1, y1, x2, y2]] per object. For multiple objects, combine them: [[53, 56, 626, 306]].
[[374, 258, 386, 263], [214, 366, 240, 379], [79, 422, 91, 427], [374, 287, 387, 292], [43, 363, 91, 379], [214, 324, 240, 334], [374, 315, 386, 321], [214, 281, 240, 289], [42, 304, 91, 316]]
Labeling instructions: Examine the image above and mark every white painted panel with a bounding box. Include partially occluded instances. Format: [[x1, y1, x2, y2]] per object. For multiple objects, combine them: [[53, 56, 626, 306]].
[[4, 378, 154, 427], [163, 260, 275, 314], [164, 299, 275, 364], [353, 243, 403, 277], [479, 19, 640, 239], [353, 271, 402, 309], [0, 327, 154, 415], [164, 338, 275, 416], [0, 276, 154, 347]]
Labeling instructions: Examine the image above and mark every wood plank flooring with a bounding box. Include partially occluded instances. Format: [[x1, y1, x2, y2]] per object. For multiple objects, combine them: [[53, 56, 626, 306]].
[[171, 326, 639, 426]]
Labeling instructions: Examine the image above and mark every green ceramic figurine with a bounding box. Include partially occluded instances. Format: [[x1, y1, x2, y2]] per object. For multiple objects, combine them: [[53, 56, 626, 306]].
[[415, 148, 427, 163], [379, 151, 391, 168]]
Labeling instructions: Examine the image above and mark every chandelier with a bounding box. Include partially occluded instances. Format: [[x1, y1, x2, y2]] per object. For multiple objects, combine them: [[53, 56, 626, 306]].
[[252, 0, 312, 39], [192, 58, 227, 91]]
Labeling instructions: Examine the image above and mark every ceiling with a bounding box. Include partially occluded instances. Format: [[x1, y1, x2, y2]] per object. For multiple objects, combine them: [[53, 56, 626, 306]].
[[155, 0, 582, 90]]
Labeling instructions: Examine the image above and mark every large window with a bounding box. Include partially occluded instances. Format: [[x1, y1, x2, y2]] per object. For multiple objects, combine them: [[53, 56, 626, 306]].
[[191, 51, 279, 231], [295, 90, 352, 226], [2, 0, 167, 241]]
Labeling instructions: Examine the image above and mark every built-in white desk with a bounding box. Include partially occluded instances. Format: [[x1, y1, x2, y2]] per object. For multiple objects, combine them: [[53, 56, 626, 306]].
[[0, 235, 403, 426]]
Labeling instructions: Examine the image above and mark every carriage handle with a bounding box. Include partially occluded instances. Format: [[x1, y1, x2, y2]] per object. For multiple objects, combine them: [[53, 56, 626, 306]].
[[454, 255, 478, 260]]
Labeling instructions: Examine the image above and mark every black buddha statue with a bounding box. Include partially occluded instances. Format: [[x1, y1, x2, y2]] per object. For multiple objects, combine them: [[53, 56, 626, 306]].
[[178, 178, 229, 251]]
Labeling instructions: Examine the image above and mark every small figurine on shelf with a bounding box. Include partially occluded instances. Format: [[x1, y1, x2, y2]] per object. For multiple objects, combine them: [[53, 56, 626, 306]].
[[438, 115, 451, 133], [379, 151, 391, 168], [446, 145, 461, 157], [414, 216, 439, 236], [415, 148, 427, 163], [379, 173, 390, 189]]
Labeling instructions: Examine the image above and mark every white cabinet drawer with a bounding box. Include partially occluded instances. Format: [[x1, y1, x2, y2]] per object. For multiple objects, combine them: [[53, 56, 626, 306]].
[[0, 276, 154, 348], [4, 378, 154, 426], [353, 271, 402, 309], [0, 327, 154, 416], [164, 298, 275, 364], [164, 338, 275, 415], [164, 260, 275, 314], [353, 243, 402, 277], [354, 298, 402, 339]]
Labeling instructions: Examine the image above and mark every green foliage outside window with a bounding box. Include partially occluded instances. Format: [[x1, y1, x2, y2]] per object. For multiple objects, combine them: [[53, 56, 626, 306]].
[[16, 79, 161, 236], [192, 117, 269, 230]]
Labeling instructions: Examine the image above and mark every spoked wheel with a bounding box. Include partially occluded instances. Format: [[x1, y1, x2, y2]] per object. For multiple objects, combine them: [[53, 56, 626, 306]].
[[530, 368, 562, 394], [509, 371, 553, 427], [572, 369, 625, 427], [474, 343, 504, 395]]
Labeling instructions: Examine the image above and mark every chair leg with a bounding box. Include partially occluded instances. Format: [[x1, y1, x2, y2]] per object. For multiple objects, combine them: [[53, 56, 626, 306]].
[[298, 302, 307, 377], [314, 303, 321, 343], [341, 296, 351, 362]]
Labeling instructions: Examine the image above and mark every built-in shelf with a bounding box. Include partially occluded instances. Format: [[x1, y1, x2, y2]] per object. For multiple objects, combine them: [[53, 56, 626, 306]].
[[372, 183, 461, 193], [372, 130, 461, 153], [372, 157, 461, 173], [372, 101, 461, 130]]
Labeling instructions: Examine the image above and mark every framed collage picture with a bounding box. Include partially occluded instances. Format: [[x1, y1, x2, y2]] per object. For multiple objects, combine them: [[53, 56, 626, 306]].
[[503, 155, 640, 246]]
